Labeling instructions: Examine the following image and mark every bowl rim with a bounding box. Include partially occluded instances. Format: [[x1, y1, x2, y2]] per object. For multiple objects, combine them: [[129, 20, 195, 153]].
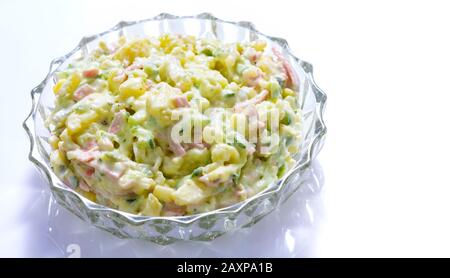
[[23, 12, 327, 225]]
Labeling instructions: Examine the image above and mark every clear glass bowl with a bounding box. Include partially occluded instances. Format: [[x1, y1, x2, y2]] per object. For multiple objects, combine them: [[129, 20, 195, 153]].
[[23, 13, 327, 245]]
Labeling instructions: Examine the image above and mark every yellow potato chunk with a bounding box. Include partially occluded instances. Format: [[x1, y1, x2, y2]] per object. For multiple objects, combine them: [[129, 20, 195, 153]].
[[118, 78, 146, 99], [141, 193, 162, 216], [153, 185, 175, 203], [66, 110, 98, 134], [282, 88, 295, 98], [173, 180, 205, 206], [147, 83, 181, 126], [251, 40, 267, 52], [113, 39, 151, 64], [53, 79, 66, 94], [56, 73, 81, 96], [107, 69, 126, 94], [50, 149, 66, 166], [211, 143, 240, 164]]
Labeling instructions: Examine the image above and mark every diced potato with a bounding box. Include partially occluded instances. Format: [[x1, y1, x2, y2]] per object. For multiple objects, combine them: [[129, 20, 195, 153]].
[[159, 34, 174, 51], [129, 105, 147, 125], [193, 70, 228, 100], [153, 185, 175, 203], [83, 191, 97, 202], [66, 114, 82, 134], [66, 110, 98, 134], [176, 77, 193, 92], [180, 148, 211, 173], [282, 88, 295, 98], [173, 180, 206, 206], [58, 129, 78, 150], [161, 148, 211, 177], [251, 40, 267, 52], [107, 69, 126, 94], [134, 176, 156, 194], [287, 144, 299, 154], [53, 79, 66, 94], [159, 59, 193, 92], [96, 131, 114, 151], [200, 165, 238, 186], [98, 41, 109, 53], [211, 143, 240, 164], [113, 39, 151, 64], [242, 66, 261, 86], [162, 156, 183, 177], [190, 95, 210, 111], [256, 55, 279, 76], [118, 169, 155, 194], [141, 193, 162, 216], [147, 83, 181, 126], [48, 135, 60, 149], [118, 78, 146, 99], [58, 73, 81, 96], [50, 149, 66, 166]]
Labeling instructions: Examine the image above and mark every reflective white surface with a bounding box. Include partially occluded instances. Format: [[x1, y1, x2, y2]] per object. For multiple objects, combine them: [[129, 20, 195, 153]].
[[2, 0, 450, 257], [10, 162, 323, 257]]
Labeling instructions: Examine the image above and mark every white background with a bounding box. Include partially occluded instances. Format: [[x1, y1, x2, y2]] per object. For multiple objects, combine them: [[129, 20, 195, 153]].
[[1, 0, 450, 257]]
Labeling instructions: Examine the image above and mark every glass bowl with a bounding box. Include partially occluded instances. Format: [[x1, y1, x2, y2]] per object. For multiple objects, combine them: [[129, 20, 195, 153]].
[[23, 13, 327, 245]]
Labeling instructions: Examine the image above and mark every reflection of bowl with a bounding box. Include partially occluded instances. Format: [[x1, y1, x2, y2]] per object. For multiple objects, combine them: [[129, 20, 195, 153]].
[[23, 13, 327, 244], [32, 161, 323, 257]]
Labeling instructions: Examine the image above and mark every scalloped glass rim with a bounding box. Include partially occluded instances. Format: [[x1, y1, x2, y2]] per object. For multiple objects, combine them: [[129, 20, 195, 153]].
[[23, 13, 327, 241]]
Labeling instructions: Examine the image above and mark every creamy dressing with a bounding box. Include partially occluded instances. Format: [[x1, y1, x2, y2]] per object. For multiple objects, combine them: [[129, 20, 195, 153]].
[[47, 34, 302, 216]]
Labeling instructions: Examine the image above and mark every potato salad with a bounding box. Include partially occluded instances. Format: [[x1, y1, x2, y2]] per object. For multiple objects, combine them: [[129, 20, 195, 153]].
[[47, 34, 302, 216]]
